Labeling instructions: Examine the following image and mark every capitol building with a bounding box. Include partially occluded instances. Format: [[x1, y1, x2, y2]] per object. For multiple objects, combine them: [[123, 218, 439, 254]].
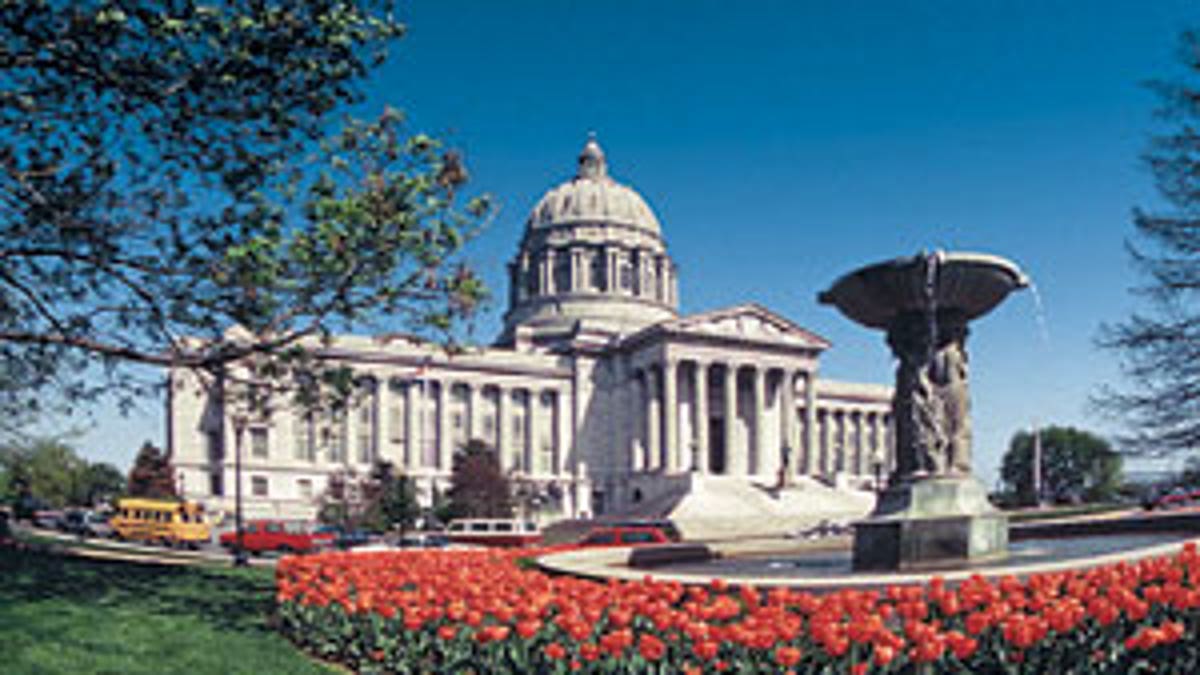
[[169, 137, 893, 534]]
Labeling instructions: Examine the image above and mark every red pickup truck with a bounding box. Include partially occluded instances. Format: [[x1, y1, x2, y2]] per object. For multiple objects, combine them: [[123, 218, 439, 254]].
[[219, 520, 333, 554]]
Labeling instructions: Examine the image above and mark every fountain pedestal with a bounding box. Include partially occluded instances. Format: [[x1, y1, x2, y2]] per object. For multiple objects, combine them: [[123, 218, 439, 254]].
[[852, 476, 1008, 571], [819, 251, 1027, 572]]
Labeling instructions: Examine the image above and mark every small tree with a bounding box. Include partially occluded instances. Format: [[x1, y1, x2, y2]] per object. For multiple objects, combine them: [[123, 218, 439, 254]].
[[445, 439, 512, 520], [1001, 426, 1123, 505], [126, 442, 177, 499], [361, 461, 420, 534]]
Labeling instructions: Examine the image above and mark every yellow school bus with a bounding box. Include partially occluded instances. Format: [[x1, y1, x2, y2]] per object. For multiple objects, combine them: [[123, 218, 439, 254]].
[[111, 498, 211, 548]]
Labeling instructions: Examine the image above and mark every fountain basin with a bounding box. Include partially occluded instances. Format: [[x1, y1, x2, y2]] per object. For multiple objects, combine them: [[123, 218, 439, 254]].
[[817, 251, 1029, 329]]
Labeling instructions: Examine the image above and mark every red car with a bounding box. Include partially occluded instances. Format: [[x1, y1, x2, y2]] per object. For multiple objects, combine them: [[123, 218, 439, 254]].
[[578, 526, 671, 547], [219, 520, 333, 554]]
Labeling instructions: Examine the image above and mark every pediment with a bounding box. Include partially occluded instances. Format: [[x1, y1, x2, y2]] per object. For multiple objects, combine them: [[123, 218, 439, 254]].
[[662, 304, 830, 350]]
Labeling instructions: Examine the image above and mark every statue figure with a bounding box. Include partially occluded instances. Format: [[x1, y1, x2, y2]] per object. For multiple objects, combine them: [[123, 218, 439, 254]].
[[886, 310, 972, 480]]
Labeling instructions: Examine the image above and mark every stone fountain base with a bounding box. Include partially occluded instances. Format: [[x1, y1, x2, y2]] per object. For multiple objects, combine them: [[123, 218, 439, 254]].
[[852, 476, 1008, 571]]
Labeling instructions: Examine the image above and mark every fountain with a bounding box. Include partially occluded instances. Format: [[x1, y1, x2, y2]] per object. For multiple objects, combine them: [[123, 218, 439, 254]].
[[818, 251, 1028, 571]]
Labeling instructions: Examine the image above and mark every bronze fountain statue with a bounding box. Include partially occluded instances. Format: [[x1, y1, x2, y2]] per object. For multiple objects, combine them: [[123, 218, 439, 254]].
[[819, 251, 1028, 571]]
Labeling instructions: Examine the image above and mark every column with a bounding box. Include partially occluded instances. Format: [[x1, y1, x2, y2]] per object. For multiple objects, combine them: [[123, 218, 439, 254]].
[[556, 387, 570, 475], [437, 380, 452, 471], [646, 368, 661, 471], [821, 409, 834, 475], [497, 385, 510, 472], [524, 388, 537, 475], [723, 364, 739, 475], [694, 361, 709, 473], [406, 379, 422, 470], [781, 369, 796, 477], [837, 410, 849, 473], [753, 366, 768, 477], [805, 371, 819, 475], [607, 247, 618, 293], [375, 378, 390, 464], [630, 368, 644, 472], [663, 359, 678, 473]]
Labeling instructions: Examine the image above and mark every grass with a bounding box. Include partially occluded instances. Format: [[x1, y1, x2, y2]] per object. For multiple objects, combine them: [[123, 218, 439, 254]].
[[0, 543, 333, 674]]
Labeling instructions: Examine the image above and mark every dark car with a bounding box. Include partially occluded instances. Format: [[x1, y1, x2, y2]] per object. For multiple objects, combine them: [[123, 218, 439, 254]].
[[61, 510, 113, 538], [578, 526, 671, 547], [315, 526, 377, 550]]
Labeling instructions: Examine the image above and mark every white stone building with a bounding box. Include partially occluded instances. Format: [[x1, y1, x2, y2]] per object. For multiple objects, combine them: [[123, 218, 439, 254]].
[[169, 138, 893, 529]]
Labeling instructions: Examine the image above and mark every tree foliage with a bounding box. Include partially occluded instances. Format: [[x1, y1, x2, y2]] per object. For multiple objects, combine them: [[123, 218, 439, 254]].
[[0, 1, 490, 435], [0, 438, 123, 507], [126, 441, 176, 499], [445, 439, 512, 520], [1098, 29, 1200, 456], [317, 460, 420, 533], [1000, 426, 1123, 505]]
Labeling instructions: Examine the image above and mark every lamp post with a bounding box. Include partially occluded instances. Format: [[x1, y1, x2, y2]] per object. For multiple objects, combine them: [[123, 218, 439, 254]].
[[232, 413, 248, 567]]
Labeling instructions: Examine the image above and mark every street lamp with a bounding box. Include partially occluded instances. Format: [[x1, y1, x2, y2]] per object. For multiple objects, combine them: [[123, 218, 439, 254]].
[[232, 413, 249, 567]]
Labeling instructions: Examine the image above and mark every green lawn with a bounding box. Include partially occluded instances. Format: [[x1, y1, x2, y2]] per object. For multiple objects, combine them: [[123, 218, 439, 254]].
[[0, 545, 333, 674]]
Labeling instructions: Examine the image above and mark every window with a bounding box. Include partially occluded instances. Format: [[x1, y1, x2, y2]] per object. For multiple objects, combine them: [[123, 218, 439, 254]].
[[621, 531, 658, 544], [326, 414, 347, 463], [584, 532, 616, 545], [250, 427, 269, 458], [265, 522, 283, 533], [483, 414, 495, 436], [298, 479, 313, 500], [295, 413, 315, 462], [469, 522, 489, 532], [209, 472, 224, 497], [357, 430, 373, 464], [452, 411, 464, 430], [494, 522, 514, 532], [251, 476, 269, 497], [591, 248, 607, 291]]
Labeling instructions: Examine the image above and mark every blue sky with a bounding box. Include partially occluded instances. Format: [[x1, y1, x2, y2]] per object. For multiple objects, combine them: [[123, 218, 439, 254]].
[[69, 0, 1200, 485]]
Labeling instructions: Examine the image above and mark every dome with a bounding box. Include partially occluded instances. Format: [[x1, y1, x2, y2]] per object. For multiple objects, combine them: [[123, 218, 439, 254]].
[[526, 136, 662, 235], [499, 135, 678, 349]]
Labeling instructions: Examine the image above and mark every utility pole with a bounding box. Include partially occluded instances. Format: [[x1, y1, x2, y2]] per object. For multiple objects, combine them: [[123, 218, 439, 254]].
[[1031, 423, 1043, 508], [232, 413, 248, 567]]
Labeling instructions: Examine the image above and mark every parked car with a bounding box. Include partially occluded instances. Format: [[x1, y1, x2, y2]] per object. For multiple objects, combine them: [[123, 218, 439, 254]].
[[61, 510, 113, 539], [32, 509, 64, 530], [597, 518, 683, 542], [315, 526, 378, 550], [577, 526, 671, 547], [219, 520, 334, 555], [1144, 486, 1194, 511], [395, 532, 449, 549], [446, 519, 542, 547]]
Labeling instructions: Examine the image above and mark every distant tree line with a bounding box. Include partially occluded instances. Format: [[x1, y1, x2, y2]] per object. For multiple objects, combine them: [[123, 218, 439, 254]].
[[1, 438, 179, 517]]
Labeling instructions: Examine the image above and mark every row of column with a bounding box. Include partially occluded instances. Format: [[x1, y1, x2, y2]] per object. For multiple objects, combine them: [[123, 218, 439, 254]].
[[628, 359, 892, 478], [378, 377, 572, 479], [292, 375, 574, 479], [512, 243, 677, 306]]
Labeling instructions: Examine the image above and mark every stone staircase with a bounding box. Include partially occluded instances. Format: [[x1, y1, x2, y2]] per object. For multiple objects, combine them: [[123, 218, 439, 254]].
[[662, 474, 875, 541]]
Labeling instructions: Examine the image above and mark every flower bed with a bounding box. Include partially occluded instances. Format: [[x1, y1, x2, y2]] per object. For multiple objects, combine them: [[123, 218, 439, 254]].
[[276, 543, 1200, 673]]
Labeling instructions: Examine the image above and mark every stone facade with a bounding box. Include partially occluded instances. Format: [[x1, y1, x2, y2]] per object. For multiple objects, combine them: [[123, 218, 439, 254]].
[[168, 137, 892, 523]]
